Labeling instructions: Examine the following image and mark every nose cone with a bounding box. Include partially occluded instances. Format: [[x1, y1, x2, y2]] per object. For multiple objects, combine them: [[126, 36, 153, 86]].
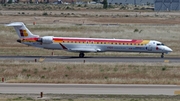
[[165, 47, 173, 52]]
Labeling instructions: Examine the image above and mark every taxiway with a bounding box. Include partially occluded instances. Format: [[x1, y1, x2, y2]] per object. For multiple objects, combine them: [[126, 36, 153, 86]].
[[0, 83, 180, 95]]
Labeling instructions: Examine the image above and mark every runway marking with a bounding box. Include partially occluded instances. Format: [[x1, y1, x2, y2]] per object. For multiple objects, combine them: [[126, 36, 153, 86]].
[[164, 60, 169, 63], [39, 58, 45, 62], [174, 90, 180, 95]]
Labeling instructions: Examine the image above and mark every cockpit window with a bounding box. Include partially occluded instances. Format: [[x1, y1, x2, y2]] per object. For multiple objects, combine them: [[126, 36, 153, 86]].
[[157, 43, 165, 46]]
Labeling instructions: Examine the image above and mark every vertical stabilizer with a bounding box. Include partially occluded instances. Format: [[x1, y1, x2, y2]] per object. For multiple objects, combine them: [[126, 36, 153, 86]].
[[6, 22, 39, 38]]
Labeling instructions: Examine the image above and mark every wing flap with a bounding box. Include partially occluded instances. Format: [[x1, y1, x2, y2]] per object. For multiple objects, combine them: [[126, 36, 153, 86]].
[[68, 48, 98, 52]]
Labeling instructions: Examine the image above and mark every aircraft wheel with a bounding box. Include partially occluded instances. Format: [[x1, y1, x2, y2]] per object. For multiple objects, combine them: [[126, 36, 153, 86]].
[[161, 53, 164, 58], [79, 52, 84, 58]]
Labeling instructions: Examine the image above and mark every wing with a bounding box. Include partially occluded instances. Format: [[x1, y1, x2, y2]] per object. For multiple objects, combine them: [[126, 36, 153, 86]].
[[59, 43, 101, 52], [68, 48, 98, 52]]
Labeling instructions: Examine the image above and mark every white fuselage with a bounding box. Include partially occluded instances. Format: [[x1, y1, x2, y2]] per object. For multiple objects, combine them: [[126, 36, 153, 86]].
[[6, 22, 172, 58], [22, 37, 172, 54]]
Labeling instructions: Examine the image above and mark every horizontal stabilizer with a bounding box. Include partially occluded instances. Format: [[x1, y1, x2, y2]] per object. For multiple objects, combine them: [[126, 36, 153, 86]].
[[5, 22, 24, 27]]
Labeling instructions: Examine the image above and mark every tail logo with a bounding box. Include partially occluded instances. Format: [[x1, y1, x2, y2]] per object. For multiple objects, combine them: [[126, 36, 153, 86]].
[[20, 29, 28, 37]]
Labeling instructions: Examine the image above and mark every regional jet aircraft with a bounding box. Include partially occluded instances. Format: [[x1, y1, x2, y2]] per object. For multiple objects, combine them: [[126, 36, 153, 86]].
[[6, 22, 172, 58]]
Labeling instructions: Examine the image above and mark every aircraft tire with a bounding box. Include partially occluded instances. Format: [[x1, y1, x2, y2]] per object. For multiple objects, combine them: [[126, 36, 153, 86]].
[[161, 53, 164, 58], [79, 52, 84, 58]]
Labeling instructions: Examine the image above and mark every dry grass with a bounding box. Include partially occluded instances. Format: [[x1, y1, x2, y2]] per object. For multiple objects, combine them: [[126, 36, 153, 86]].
[[0, 94, 180, 101], [0, 61, 180, 84]]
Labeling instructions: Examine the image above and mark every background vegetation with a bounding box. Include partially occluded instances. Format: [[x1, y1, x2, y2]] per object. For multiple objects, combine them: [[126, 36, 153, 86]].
[[0, 94, 180, 101], [0, 61, 179, 84]]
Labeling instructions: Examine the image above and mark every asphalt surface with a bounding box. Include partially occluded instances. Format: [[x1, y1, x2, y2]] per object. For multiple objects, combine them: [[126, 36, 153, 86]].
[[0, 56, 179, 63], [0, 83, 180, 95]]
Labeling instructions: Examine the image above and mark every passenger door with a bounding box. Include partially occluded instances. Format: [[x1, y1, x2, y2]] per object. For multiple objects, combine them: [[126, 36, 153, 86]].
[[147, 44, 152, 51]]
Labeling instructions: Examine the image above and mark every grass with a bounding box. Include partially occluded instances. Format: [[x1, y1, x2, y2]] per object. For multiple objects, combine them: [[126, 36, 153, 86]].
[[0, 94, 180, 101], [0, 61, 180, 84]]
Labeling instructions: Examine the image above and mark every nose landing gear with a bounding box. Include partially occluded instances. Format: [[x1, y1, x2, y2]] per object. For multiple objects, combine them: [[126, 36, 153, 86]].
[[161, 53, 164, 58], [79, 52, 85, 58]]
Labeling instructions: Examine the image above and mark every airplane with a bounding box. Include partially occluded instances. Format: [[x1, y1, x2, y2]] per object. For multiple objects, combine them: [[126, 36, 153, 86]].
[[6, 22, 173, 58]]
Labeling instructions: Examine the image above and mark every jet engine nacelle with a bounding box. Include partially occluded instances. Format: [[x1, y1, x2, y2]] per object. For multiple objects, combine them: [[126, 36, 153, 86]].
[[38, 36, 53, 44]]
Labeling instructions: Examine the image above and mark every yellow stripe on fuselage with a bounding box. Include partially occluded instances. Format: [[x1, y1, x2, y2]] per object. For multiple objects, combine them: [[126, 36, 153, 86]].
[[53, 40, 63, 43], [140, 40, 150, 44]]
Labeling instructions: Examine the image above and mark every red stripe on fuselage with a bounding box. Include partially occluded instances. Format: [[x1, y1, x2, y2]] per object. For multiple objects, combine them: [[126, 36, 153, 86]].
[[22, 37, 39, 41]]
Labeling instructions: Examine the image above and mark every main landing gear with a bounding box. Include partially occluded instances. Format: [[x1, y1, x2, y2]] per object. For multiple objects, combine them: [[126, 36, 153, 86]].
[[79, 52, 85, 58], [161, 53, 164, 58]]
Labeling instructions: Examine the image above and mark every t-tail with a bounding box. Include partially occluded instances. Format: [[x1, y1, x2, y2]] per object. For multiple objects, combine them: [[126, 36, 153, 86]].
[[6, 22, 39, 39]]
